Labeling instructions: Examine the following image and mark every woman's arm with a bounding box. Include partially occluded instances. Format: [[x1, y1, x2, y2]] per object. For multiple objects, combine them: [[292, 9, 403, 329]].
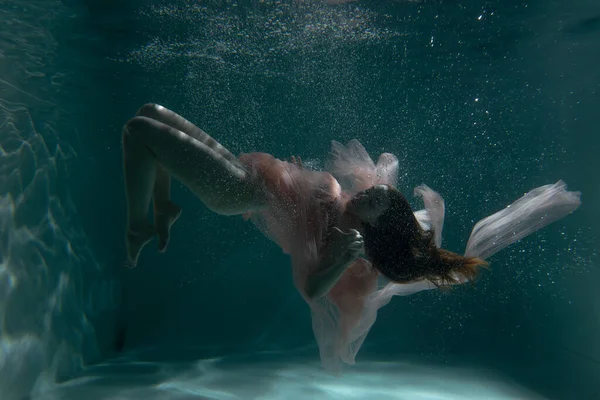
[[304, 227, 363, 300]]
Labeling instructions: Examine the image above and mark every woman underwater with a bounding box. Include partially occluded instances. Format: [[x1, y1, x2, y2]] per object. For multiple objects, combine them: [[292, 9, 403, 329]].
[[121, 103, 581, 371]]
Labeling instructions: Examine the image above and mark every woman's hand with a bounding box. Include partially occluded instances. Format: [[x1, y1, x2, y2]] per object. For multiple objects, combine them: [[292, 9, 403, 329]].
[[304, 227, 364, 300], [329, 227, 364, 265]]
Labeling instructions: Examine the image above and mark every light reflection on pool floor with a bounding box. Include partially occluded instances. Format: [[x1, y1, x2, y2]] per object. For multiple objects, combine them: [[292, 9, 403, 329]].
[[33, 348, 547, 400]]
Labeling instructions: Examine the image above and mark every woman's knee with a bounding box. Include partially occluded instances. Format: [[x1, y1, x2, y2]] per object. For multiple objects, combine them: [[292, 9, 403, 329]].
[[122, 116, 166, 149], [135, 103, 161, 118], [123, 116, 146, 139]]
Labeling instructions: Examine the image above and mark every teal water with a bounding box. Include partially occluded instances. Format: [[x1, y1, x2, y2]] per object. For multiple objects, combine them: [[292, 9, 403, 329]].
[[1, 0, 599, 399]]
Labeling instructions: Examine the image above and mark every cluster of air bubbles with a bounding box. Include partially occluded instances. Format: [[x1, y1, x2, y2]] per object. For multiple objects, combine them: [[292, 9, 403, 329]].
[[122, 1, 411, 79]]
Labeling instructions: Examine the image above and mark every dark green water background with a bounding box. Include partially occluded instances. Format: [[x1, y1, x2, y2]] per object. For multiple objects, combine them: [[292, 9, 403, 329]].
[[2, 0, 599, 398]]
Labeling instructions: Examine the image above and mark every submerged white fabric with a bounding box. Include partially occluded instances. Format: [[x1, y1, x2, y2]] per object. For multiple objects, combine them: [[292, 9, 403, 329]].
[[414, 184, 445, 248], [247, 139, 580, 372], [464, 181, 581, 259], [326, 140, 581, 366]]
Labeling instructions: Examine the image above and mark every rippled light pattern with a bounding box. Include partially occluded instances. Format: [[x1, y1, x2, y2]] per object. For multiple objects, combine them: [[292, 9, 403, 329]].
[[0, 2, 116, 399], [36, 349, 547, 400]]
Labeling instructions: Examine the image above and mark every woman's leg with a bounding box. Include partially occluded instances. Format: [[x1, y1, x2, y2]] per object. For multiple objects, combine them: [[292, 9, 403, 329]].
[[134, 104, 244, 253], [122, 104, 260, 267]]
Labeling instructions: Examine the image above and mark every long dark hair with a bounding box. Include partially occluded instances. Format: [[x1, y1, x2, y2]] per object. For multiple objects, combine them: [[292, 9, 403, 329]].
[[362, 186, 487, 286]]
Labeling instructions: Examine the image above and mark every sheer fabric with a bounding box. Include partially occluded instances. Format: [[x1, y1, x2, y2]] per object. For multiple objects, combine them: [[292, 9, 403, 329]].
[[240, 141, 581, 372]]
